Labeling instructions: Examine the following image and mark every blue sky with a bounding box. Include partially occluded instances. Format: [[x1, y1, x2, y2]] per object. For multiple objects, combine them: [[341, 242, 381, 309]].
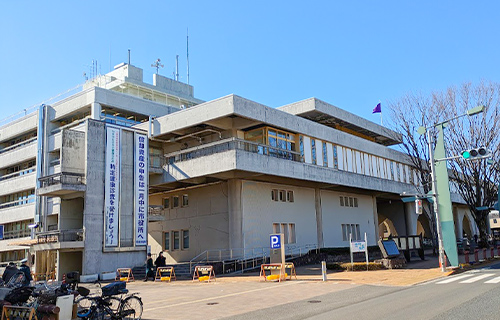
[[1, 1, 499, 123]]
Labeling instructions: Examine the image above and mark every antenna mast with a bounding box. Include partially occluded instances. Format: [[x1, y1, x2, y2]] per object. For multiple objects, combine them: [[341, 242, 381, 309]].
[[175, 55, 179, 81], [151, 58, 164, 75], [187, 28, 190, 84]]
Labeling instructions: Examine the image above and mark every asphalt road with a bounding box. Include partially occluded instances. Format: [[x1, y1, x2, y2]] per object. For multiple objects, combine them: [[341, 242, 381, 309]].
[[223, 262, 500, 320]]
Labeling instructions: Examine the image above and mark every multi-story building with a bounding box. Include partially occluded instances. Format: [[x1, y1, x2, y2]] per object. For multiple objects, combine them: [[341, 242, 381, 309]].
[[0, 62, 477, 279]]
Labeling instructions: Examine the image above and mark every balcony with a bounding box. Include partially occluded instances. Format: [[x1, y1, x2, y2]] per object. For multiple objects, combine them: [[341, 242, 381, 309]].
[[0, 170, 36, 197], [149, 154, 164, 174], [32, 228, 85, 251], [37, 172, 86, 197], [148, 205, 165, 222], [0, 139, 37, 169], [165, 138, 302, 164]]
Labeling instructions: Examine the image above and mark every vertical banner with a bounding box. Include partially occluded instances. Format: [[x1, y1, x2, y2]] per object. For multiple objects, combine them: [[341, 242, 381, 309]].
[[105, 127, 120, 247], [134, 133, 148, 246]]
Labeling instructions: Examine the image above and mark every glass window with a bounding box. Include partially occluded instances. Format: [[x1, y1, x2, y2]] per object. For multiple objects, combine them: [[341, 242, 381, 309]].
[[164, 232, 170, 251], [182, 194, 189, 207], [299, 136, 304, 162], [271, 189, 278, 201], [349, 197, 354, 207], [173, 196, 179, 208], [183, 230, 189, 249], [281, 223, 289, 244], [289, 224, 296, 244], [322, 142, 328, 167], [311, 139, 317, 165], [333, 145, 338, 169], [287, 191, 294, 202], [163, 198, 170, 209], [340, 196, 344, 207], [354, 198, 358, 207], [279, 190, 286, 202], [273, 223, 281, 234], [173, 231, 180, 250], [342, 224, 348, 241]]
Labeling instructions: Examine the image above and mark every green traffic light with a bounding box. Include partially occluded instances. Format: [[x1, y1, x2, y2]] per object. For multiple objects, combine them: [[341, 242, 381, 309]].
[[462, 151, 471, 159]]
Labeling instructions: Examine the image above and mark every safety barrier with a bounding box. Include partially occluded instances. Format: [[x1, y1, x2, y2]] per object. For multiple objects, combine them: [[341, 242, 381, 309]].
[[260, 264, 288, 282], [115, 268, 134, 282], [1, 306, 37, 320], [155, 267, 176, 282], [33, 271, 56, 282], [192, 266, 216, 283], [464, 251, 470, 264]]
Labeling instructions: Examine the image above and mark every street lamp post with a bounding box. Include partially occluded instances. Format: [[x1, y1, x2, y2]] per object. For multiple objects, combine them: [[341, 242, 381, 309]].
[[419, 106, 485, 272]]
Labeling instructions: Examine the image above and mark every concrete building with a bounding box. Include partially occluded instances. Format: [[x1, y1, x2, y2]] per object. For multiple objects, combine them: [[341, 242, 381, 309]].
[[0, 63, 478, 278]]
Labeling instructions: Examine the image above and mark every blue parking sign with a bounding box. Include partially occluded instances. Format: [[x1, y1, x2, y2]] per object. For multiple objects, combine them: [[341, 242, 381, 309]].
[[270, 235, 281, 249]]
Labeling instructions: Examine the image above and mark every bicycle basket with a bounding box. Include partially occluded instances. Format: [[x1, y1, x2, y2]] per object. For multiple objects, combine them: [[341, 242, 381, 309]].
[[101, 281, 126, 296]]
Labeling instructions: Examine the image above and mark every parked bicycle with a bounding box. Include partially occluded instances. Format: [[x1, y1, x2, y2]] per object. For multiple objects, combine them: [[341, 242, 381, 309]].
[[76, 281, 143, 320]]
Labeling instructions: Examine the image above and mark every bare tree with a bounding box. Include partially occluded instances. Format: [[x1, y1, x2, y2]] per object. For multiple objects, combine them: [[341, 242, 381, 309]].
[[389, 82, 500, 247]]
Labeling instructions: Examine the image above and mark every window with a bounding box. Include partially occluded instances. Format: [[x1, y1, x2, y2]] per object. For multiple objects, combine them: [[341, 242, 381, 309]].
[[279, 190, 286, 202], [354, 198, 358, 207], [288, 223, 296, 244], [173, 231, 180, 250], [340, 196, 344, 207], [311, 139, 317, 165], [281, 223, 289, 244], [340, 196, 358, 208], [173, 196, 179, 208], [322, 142, 328, 167], [164, 232, 170, 251], [163, 198, 170, 209], [273, 223, 281, 234], [182, 230, 190, 249], [349, 197, 354, 207], [299, 136, 304, 162], [333, 145, 338, 169], [287, 191, 294, 202], [182, 194, 189, 207], [271, 189, 278, 201], [342, 224, 360, 241]]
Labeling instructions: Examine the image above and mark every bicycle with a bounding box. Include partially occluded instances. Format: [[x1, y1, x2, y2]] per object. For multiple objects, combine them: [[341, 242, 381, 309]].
[[76, 281, 143, 320]]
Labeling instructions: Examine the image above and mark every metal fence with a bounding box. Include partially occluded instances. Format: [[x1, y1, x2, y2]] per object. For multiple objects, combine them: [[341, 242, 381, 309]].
[[36, 229, 84, 243], [39, 172, 85, 188]]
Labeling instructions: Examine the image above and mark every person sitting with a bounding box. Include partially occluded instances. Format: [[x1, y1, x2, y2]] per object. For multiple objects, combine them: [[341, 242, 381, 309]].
[[19, 258, 32, 286], [1, 262, 19, 284], [144, 253, 155, 282], [154, 252, 166, 268]]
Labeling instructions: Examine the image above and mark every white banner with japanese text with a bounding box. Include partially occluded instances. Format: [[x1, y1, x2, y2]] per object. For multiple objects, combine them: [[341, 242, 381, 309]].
[[104, 127, 120, 247], [134, 133, 148, 246]]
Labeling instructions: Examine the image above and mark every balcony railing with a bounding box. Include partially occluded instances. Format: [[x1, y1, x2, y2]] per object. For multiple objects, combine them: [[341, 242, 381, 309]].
[[0, 167, 36, 182], [1, 229, 31, 240], [39, 172, 85, 188], [0, 197, 35, 210], [0, 137, 37, 154], [36, 229, 84, 244], [165, 138, 302, 164], [149, 154, 164, 170]]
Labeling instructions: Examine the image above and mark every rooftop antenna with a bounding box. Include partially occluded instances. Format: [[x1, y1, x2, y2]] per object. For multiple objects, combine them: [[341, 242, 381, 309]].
[[175, 54, 179, 81], [187, 28, 190, 84], [151, 58, 164, 74], [128, 49, 131, 65]]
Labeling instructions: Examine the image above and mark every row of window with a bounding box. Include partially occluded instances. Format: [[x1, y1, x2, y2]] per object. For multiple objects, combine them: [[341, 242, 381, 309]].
[[0, 190, 35, 209], [341, 223, 361, 241], [340, 196, 358, 208], [163, 230, 189, 251], [163, 195, 189, 209], [271, 189, 294, 202], [272, 223, 296, 244]]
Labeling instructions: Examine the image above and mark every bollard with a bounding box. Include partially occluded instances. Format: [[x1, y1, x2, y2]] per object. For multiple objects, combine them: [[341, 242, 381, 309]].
[[474, 249, 479, 262], [321, 261, 327, 281], [491, 247, 495, 259], [483, 248, 487, 260], [464, 251, 470, 264]]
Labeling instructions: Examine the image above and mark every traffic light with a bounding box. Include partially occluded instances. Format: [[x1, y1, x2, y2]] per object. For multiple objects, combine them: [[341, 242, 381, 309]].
[[461, 147, 491, 160], [415, 199, 423, 215]]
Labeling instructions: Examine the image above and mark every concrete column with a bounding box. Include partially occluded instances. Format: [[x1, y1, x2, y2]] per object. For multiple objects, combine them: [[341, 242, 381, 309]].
[[314, 188, 324, 248], [228, 179, 243, 249], [372, 196, 379, 244], [91, 102, 101, 120], [404, 202, 418, 235]]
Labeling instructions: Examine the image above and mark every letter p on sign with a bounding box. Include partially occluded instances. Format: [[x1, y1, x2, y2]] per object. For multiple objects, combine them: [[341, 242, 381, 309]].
[[270, 235, 281, 249]]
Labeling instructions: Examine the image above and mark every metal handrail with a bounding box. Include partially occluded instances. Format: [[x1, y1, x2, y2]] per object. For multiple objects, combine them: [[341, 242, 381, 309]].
[[36, 228, 85, 243], [165, 137, 302, 164], [189, 243, 318, 274], [39, 172, 85, 188]]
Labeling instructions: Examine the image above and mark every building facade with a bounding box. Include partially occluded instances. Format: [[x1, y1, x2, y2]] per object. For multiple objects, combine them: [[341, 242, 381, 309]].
[[0, 63, 478, 278]]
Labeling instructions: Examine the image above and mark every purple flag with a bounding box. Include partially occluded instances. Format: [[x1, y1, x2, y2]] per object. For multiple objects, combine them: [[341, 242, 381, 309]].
[[372, 103, 381, 114]]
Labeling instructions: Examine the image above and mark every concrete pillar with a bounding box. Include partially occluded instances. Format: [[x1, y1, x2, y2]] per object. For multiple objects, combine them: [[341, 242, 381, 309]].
[[455, 209, 464, 239], [372, 196, 379, 243], [91, 102, 101, 120], [404, 202, 418, 235], [314, 188, 324, 248], [228, 179, 243, 249]]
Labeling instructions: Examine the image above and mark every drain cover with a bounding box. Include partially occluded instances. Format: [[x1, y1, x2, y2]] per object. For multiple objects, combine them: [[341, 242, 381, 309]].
[[308, 300, 321, 304], [207, 302, 219, 305]]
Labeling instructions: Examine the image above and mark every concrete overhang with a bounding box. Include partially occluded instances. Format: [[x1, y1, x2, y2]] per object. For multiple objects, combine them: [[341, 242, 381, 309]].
[[37, 184, 86, 197], [31, 241, 85, 251], [278, 98, 402, 146]]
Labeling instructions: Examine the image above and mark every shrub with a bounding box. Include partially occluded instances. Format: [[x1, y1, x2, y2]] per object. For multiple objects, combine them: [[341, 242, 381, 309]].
[[326, 262, 384, 271]]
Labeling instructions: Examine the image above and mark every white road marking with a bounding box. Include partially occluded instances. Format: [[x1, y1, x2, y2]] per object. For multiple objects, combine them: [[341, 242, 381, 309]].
[[436, 274, 473, 284], [485, 276, 500, 284], [460, 274, 495, 283]]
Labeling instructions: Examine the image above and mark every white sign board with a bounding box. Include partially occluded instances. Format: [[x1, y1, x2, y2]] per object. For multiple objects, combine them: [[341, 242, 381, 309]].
[[134, 133, 148, 246], [104, 127, 120, 247], [351, 241, 366, 253]]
